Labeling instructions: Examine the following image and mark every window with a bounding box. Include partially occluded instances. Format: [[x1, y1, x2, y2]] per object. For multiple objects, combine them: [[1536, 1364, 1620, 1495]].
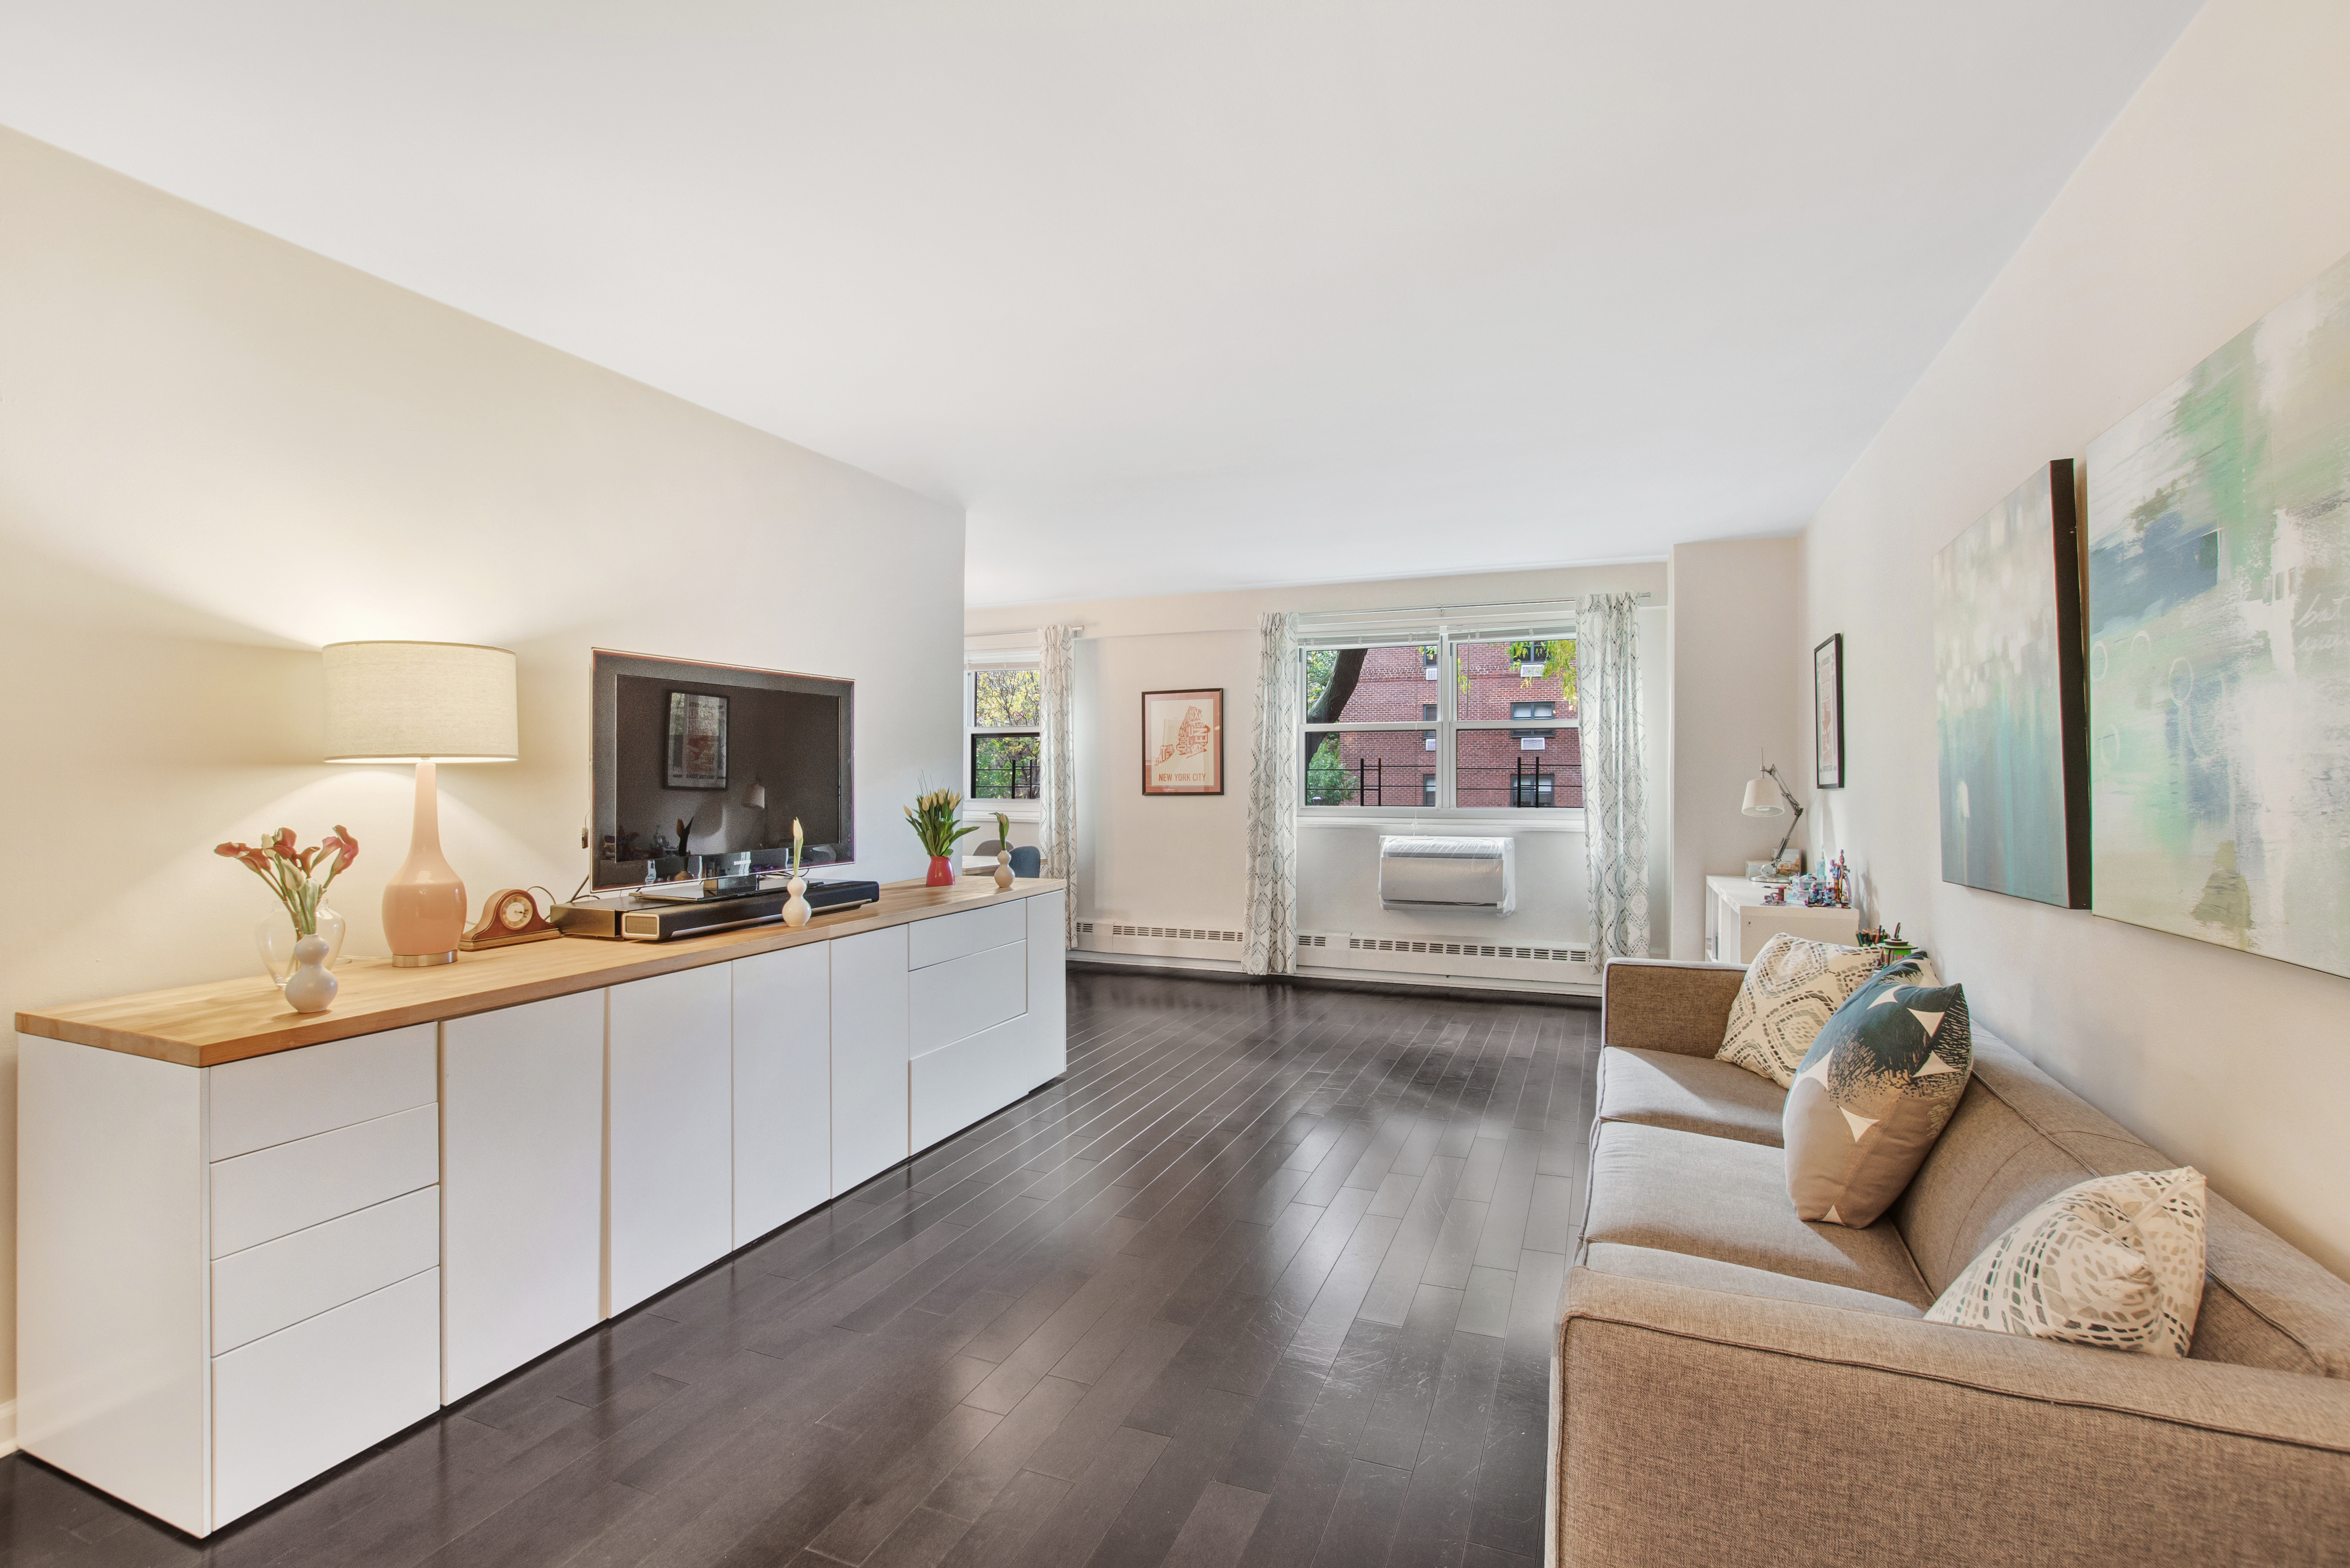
[[1301, 625, 1581, 812], [967, 667, 1040, 802]]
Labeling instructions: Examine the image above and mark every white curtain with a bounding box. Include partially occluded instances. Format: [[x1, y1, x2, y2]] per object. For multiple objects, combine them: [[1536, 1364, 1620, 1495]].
[[1578, 592, 1650, 962], [1242, 610, 1299, 976], [1037, 622, 1079, 945]]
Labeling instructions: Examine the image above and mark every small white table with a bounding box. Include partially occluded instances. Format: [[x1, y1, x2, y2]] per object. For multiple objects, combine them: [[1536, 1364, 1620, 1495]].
[[1705, 874, 1858, 963]]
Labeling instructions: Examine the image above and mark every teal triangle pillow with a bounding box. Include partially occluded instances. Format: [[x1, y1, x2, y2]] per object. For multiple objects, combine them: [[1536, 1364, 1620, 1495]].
[[1783, 960, 1972, 1228]]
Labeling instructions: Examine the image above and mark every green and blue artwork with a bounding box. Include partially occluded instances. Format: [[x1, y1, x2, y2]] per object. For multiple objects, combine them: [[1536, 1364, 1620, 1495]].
[[1934, 461, 2089, 907], [2086, 246, 2350, 976]]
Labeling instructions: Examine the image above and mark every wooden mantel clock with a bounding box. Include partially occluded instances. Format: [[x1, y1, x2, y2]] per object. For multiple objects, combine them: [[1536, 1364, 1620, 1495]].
[[459, 887, 561, 951]]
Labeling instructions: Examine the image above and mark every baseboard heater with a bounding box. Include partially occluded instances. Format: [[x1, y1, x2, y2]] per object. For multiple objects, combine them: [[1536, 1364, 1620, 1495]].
[[1378, 835, 1515, 914]]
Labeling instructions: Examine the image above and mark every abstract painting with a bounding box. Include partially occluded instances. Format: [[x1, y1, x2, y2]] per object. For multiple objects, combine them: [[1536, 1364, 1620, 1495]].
[[2086, 246, 2350, 975], [1933, 461, 2089, 907], [1141, 688, 1223, 794]]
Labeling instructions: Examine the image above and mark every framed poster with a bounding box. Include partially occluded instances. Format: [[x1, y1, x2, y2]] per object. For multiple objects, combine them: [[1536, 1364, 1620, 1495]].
[[665, 691, 728, 789], [1933, 461, 2090, 907], [1813, 634, 1844, 788], [1142, 689, 1223, 794]]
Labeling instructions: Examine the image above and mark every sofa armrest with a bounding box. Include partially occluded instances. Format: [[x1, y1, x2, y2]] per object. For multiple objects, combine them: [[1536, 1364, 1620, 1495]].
[[1551, 1264, 2350, 1567], [1598, 958, 1747, 1058]]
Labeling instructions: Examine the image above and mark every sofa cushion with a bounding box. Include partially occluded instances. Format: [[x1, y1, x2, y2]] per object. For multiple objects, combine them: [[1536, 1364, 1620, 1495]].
[[1924, 1167, 2207, 1356], [1597, 1046, 1786, 1147], [1583, 1121, 1932, 1308], [1582, 1241, 1924, 1318], [1600, 959, 1751, 1058], [1783, 960, 1971, 1227], [1715, 933, 1887, 1087]]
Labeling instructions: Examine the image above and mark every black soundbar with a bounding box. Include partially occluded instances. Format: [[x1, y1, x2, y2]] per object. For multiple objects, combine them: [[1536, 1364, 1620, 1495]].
[[552, 879, 882, 942]]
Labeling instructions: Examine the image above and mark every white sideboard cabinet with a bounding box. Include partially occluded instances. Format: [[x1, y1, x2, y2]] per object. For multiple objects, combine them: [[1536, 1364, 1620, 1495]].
[[1703, 874, 1860, 963], [16, 879, 1068, 1536]]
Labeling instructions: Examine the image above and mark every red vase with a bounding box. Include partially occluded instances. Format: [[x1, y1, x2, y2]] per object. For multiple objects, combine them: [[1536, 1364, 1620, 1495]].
[[926, 855, 956, 887]]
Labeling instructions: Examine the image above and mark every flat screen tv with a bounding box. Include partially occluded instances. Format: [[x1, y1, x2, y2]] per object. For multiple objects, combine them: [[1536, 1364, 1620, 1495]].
[[591, 650, 853, 889]]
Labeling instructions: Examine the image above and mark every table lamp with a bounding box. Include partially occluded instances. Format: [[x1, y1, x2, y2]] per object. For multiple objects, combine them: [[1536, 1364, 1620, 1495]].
[[324, 641, 519, 966]]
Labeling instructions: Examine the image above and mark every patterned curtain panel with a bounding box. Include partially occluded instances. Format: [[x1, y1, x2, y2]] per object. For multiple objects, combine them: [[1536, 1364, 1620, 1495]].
[[1578, 592, 1650, 962], [1242, 611, 1300, 976], [1037, 623, 1079, 945]]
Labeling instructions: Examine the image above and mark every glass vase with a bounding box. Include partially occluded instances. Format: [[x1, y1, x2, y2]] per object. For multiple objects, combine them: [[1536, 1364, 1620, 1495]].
[[258, 904, 346, 986]]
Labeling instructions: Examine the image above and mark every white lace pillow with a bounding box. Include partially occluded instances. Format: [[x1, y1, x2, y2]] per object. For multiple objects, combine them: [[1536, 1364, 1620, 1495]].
[[1924, 1167, 2208, 1356], [1716, 933, 1924, 1087]]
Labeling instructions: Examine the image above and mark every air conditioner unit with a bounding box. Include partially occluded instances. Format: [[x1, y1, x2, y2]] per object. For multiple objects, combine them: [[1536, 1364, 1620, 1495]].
[[1378, 835, 1515, 914]]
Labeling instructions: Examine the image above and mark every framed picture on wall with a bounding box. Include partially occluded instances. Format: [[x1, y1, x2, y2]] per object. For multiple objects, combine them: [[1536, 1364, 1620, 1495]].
[[1813, 635, 1844, 788], [1142, 689, 1224, 794], [665, 691, 729, 789]]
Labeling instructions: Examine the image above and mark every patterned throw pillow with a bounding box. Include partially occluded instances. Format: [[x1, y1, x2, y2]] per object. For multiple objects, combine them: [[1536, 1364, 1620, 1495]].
[[1782, 960, 1970, 1228], [1924, 1168, 2208, 1356], [1717, 933, 1897, 1087]]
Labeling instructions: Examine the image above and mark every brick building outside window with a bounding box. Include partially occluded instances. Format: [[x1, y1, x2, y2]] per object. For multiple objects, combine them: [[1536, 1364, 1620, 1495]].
[[1302, 633, 1581, 810]]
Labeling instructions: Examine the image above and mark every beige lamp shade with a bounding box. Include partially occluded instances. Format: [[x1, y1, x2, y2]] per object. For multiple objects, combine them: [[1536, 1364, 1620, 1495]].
[[1741, 776, 1783, 816], [323, 642, 518, 762]]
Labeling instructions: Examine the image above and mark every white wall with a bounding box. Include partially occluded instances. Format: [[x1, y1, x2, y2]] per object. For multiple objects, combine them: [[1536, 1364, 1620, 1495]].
[[1667, 538, 1810, 959], [970, 563, 1668, 975], [0, 128, 964, 1414], [1800, 0, 2350, 1277]]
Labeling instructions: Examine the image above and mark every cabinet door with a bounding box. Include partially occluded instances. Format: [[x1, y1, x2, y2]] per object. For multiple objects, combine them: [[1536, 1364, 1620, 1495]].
[[441, 990, 605, 1402], [1026, 890, 1068, 1082], [607, 965, 734, 1314], [733, 944, 831, 1247], [830, 925, 909, 1194]]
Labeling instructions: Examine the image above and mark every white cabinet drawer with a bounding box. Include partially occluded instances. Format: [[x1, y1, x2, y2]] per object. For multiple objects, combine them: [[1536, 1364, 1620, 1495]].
[[211, 1268, 440, 1528], [210, 1104, 438, 1258], [207, 1025, 436, 1161], [211, 1186, 439, 1354], [909, 940, 1027, 1058], [908, 901, 1025, 970], [910, 1015, 1041, 1152]]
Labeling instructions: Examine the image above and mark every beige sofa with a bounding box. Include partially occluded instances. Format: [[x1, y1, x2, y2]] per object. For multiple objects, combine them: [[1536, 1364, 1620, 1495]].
[[1552, 958, 2350, 1568]]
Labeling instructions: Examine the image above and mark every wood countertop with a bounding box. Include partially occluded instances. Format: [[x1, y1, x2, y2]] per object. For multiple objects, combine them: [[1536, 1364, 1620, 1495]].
[[15, 878, 1068, 1069]]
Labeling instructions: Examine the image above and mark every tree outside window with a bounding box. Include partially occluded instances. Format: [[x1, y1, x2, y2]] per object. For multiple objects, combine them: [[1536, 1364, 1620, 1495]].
[[969, 668, 1041, 801]]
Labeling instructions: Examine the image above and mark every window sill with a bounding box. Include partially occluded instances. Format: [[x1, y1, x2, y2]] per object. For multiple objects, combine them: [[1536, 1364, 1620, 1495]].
[[964, 805, 1044, 823]]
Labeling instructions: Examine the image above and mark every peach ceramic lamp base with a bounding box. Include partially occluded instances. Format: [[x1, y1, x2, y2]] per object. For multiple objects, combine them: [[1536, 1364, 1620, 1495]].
[[384, 759, 468, 966]]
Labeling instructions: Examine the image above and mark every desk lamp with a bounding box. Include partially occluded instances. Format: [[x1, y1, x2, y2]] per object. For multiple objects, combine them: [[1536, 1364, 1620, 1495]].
[[1741, 760, 1804, 867], [324, 641, 518, 966]]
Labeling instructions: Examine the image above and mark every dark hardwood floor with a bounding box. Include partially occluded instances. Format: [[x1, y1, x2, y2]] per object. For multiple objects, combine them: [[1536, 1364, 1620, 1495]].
[[1, 968, 1598, 1568]]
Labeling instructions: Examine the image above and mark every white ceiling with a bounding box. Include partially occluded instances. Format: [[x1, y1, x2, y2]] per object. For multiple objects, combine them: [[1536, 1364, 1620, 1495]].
[[0, 1, 2202, 606]]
